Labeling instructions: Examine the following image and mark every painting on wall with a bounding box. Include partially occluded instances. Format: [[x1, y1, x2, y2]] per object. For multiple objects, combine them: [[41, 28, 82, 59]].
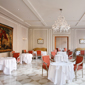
[[0, 23, 13, 52], [79, 39, 85, 44], [37, 38, 44, 44]]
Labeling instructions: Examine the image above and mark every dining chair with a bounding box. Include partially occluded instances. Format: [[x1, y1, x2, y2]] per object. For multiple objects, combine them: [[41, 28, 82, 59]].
[[67, 49, 70, 55], [28, 50, 36, 59], [51, 51, 56, 60], [74, 55, 83, 80], [80, 50, 85, 56], [56, 48, 61, 52], [22, 50, 26, 53], [12, 51, 15, 57], [68, 51, 73, 59], [42, 55, 50, 76], [13, 53, 20, 63], [64, 48, 67, 52], [37, 50, 41, 59], [54, 49, 57, 54]]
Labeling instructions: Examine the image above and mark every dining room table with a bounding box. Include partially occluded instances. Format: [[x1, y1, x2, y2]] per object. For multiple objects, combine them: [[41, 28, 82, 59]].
[[54, 52, 68, 62], [48, 62, 75, 85], [0, 57, 17, 75], [19, 53, 33, 64]]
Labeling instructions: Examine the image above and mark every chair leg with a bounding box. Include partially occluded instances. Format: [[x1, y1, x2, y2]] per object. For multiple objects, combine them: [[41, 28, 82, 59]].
[[82, 69, 83, 78], [47, 69, 48, 77], [75, 70, 77, 81], [42, 67, 43, 76]]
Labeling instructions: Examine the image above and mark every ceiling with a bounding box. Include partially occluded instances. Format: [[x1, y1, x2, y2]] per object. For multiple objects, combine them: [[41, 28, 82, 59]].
[[0, 0, 85, 29]]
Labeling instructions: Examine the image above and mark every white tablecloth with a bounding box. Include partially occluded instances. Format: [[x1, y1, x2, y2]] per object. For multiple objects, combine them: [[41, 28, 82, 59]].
[[19, 53, 33, 64], [54, 52, 68, 62], [75, 51, 80, 55], [0, 57, 17, 75], [48, 62, 75, 85]]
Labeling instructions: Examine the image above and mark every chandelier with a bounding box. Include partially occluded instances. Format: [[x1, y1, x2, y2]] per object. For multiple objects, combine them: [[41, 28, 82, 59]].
[[52, 9, 70, 32]]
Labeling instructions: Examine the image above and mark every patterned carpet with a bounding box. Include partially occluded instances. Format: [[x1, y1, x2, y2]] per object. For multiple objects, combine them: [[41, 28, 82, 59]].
[[0, 59, 85, 85]]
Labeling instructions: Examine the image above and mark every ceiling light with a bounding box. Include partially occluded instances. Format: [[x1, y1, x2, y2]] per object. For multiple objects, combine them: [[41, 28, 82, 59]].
[[52, 9, 70, 32]]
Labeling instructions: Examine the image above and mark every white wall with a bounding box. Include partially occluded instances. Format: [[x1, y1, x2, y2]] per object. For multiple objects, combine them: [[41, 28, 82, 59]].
[[0, 13, 28, 57], [29, 27, 85, 55]]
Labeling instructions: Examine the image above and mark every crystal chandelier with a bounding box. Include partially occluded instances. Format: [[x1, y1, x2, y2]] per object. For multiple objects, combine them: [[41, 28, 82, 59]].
[[52, 9, 70, 32]]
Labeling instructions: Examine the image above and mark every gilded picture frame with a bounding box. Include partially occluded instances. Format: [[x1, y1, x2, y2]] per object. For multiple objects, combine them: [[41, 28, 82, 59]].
[[79, 39, 85, 44], [0, 23, 13, 52], [37, 39, 44, 44]]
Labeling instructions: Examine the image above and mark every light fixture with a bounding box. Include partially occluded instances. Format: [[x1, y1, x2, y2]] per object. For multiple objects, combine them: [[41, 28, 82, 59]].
[[52, 9, 70, 32]]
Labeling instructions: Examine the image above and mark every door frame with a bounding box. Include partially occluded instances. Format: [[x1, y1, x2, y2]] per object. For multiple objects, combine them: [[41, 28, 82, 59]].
[[55, 36, 69, 50]]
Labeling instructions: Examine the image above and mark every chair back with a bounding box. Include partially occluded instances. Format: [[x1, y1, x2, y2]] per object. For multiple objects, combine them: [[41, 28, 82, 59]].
[[42, 55, 50, 66], [68, 51, 73, 59], [76, 55, 83, 66], [11, 51, 15, 56], [80, 50, 85, 55], [28, 50, 33, 54], [12, 51, 15, 54], [13, 53, 20, 60], [64, 48, 67, 52], [67, 49, 70, 54], [22, 50, 26, 53], [56, 48, 60, 52], [37, 50, 41, 55], [51, 51, 55, 59], [54, 49, 57, 54]]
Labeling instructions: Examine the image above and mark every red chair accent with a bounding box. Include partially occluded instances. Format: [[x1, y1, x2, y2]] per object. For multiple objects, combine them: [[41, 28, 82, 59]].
[[67, 49, 70, 55], [68, 51, 73, 59], [56, 48, 61, 52], [12, 51, 15, 56], [64, 48, 67, 52], [51, 51, 56, 59], [42, 55, 50, 76], [74, 55, 83, 80], [37, 50, 41, 59], [28, 50, 33, 54], [28, 50, 36, 59], [22, 50, 26, 53], [80, 50, 85, 56], [54, 49, 57, 54], [13, 53, 20, 63]]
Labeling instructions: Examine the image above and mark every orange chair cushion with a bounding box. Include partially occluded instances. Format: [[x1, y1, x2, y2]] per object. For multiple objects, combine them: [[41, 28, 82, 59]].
[[64, 48, 67, 51], [54, 49, 57, 54], [42, 55, 50, 66], [17, 58, 20, 62], [28, 51, 33, 54], [68, 56, 72, 59], [76, 56, 83, 66], [42, 64, 49, 70], [80, 50, 85, 55], [13, 53, 20, 60], [74, 64, 83, 71], [68, 51, 72, 56], [51, 51, 55, 59]]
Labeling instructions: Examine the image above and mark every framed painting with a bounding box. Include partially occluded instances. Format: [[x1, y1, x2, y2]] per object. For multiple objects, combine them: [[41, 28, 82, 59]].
[[0, 23, 13, 52], [37, 39, 44, 44], [79, 39, 85, 44]]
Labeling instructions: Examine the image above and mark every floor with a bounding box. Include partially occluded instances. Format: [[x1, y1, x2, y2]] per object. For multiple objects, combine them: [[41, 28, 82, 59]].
[[0, 59, 85, 85]]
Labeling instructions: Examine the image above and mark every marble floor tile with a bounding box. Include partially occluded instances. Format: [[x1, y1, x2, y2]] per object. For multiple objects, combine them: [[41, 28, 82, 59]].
[[0, 59, 85, 85]]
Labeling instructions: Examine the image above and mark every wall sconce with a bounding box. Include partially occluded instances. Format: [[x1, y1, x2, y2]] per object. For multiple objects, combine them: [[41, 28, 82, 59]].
[[22, 38, 27, 41]]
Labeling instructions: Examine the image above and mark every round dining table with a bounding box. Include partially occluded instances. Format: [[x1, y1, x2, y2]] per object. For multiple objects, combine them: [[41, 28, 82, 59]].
[[0, 57, 17, 75], [48, 62, 75, 85]]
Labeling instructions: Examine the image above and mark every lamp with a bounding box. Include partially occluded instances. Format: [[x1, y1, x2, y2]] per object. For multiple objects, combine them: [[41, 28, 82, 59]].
[[52, 9, 70, 32]]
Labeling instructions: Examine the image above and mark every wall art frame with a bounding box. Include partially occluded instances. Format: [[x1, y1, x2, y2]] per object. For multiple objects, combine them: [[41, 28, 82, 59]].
[[0, 23, 13, 52], [79, 39, 85, 44], [37, 39, 44, 44]]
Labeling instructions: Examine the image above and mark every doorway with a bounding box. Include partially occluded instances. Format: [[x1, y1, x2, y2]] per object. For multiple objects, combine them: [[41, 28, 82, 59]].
[[55, 36, 69, 50]]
